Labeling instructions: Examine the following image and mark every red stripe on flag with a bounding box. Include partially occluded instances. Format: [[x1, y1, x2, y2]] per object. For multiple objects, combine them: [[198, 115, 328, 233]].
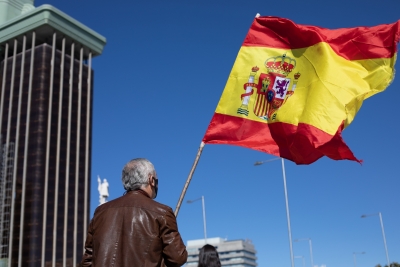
[[202, 113, 361, 165], [254, 94, 265, 117], [243, 17, 400, 60]]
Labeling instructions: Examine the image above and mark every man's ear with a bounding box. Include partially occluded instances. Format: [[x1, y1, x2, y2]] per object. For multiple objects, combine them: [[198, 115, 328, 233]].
[[148, 174, 154, 186]]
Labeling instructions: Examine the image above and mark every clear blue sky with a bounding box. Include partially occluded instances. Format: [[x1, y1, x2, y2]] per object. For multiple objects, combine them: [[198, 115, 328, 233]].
[[35, 1, 400, 266]]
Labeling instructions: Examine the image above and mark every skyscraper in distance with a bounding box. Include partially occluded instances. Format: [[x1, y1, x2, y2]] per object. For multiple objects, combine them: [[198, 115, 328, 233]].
[[0, 1, 106, 266]]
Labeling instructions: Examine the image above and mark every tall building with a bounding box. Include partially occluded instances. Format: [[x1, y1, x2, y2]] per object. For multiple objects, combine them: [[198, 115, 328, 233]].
[[186, 237, 258, 267], [0, 1, 106, 266]]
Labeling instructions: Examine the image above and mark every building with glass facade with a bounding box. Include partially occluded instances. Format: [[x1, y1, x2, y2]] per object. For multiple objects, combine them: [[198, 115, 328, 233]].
[[186, 237, 257, 267], [0, 1, 106, 266]]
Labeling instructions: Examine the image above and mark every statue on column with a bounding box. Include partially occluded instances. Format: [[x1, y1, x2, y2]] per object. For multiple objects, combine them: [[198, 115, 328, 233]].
[[97, 176, 109, 205]]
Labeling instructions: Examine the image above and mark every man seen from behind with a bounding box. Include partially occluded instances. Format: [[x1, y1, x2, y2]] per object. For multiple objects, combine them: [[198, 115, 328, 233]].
[[80, 158, 188, 267]]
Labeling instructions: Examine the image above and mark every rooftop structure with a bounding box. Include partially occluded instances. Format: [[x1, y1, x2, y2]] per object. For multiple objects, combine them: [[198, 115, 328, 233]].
[[186, 237, 258, 267]]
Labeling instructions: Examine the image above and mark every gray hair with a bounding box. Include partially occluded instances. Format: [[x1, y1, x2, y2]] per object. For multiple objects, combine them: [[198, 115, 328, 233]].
[[121, 158, 155, 191]]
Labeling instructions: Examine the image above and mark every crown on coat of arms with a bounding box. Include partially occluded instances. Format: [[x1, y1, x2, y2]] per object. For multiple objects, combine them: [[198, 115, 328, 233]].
[[252, 66, 260, 72], [264, 54, 296, 76]]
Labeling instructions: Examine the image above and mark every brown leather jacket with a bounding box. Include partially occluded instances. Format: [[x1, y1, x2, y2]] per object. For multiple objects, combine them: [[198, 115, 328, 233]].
[[80, 190, 187, 267]]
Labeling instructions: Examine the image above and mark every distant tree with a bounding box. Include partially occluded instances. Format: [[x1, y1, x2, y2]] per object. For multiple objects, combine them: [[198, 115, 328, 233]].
[[376, 262, 400, 267]]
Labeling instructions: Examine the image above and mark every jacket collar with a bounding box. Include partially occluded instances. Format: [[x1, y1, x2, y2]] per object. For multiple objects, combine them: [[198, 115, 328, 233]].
[[127, 189, 151, 198]]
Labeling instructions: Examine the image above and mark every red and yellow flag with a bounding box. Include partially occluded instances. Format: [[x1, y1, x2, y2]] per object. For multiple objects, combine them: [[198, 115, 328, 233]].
[[202, 16, 400, 165]]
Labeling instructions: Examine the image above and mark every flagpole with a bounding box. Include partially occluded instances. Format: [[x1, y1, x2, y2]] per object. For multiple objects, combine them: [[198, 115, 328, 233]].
[[174, 141, 205, 217]]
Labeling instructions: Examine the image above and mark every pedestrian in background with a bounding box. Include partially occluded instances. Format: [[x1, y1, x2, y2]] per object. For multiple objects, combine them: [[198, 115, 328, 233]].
[[198, 244, 221, 267]]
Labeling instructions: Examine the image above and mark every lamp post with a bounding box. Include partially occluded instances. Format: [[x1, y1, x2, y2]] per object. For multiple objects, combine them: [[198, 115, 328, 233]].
[[187, 196, 207, 243], [255, 157, 294, 267], [361, 212, 390, 267], [353, 252, 365, 267], [294, 238, 314, 267], [295, 256, 306, 267]]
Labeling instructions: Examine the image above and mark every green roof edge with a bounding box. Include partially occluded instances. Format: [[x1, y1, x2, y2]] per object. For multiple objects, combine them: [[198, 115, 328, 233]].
[[0, 4, 106, 56]]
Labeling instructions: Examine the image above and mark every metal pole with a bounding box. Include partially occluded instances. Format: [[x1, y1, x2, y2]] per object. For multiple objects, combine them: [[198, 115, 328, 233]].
[[174, 142, 205, 217], [7, 38, 18, 267], [295, 256, 305, 267], [52, 36, 66, 267], [83, 52, 92, 242], [378, 212, 390, 267], [0, 42, 8, 132], [62, 41, 75, 267], [0, 41, 8, 265], [256, 157, 294, 267], [309, 239, 314, 267], [16, 35, 27, 267], [20, 31, 35, 266], [362, 213, 390, 267], [201, 196, 207, 243], [73, 46, 84, 266], [41, 32, 56, 267], [294, 238, 314, 267], [281, 158, 294, 267]]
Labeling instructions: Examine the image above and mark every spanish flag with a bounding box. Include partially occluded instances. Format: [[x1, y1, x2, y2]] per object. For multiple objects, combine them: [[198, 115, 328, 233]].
[[202, 16, 400, 165]]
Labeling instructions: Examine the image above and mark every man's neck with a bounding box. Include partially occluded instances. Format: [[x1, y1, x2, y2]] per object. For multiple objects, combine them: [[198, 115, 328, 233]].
[[140, 185, 153, 199]]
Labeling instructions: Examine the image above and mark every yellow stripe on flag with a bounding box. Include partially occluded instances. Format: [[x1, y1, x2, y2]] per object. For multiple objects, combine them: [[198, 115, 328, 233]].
[[216, 43, 395, 135]]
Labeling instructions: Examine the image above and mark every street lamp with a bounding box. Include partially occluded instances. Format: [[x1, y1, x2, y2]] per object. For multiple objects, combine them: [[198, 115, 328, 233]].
[[361, 212, 390, 267], [294, 238, 314, 267], [295, 256, 306, 267], [255, 157, 294, 267], [254, 158, 281, 166], [353, 252, 365, 267], [187, 196, 207, 243]]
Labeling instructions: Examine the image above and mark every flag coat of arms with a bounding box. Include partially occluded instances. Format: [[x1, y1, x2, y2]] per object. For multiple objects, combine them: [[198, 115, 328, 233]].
[[202, 16, 400, 164]]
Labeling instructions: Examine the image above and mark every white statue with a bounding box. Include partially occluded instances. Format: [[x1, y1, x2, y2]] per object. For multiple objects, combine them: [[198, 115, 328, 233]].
[[98, 176, 109, 205]]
